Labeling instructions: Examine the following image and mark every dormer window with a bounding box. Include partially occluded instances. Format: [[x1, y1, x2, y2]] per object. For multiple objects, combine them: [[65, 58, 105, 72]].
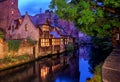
[[25, 24, 28, 31]]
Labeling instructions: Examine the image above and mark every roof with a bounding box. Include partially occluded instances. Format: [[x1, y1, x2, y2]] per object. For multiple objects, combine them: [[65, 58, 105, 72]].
[[50, 31, 61, 38]]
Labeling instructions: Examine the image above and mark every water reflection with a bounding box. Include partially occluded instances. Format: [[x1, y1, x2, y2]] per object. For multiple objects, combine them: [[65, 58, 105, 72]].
[[79, 45, 93, 82], [0, 45, 94, 82]]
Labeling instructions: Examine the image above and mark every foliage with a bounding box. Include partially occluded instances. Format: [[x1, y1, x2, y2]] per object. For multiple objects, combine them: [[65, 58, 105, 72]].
[[0, 31, 4, 39], [0, 54, 29, 64], [89, 37, 113, 68], [7, 40, 21, 52], [87, 64, 102, 82], [49, 0, 120, 38], [67, 42, 74, 51], [27, 37, 36, 46], [17, 53, 28, 60]]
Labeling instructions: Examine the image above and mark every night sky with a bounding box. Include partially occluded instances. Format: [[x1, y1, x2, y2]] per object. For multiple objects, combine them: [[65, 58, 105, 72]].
[[18, 0, 52, 16]]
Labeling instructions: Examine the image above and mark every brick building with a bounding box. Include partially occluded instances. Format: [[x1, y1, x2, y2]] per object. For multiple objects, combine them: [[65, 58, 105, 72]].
[[0, 0, 20, 34]]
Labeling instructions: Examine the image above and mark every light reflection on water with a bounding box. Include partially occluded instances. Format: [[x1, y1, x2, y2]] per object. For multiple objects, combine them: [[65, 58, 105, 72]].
[[79, 45, 93, 82], [79, 58, 93, 82], [0, 45, 94, 82]]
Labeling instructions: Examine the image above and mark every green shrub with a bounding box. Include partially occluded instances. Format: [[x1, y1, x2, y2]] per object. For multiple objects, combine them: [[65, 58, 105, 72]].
[[17, 54, 28, 60], [67, 42, 74, 51], [87, 64, 102, 82], [0, 31, 4, 39], [0, 54, 29, 64], [27, 37, 36, 46], [7, 40, 21, 52]]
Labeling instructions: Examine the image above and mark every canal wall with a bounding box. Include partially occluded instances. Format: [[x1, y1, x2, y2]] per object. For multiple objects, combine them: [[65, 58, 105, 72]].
[[0, 39, 7, 59], [102, 49, 120, 82], [0, 40, 66, 59], [0, 40, 36, 59]]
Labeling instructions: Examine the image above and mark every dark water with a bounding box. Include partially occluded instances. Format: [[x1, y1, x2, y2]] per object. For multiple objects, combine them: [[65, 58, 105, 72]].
[[0, 45, 93, 82]]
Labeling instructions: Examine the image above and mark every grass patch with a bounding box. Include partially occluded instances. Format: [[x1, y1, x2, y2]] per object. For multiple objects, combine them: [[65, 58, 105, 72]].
[[16, 53, 28, 60], [0, 54, 29, 64], [7, 40, 21, 52], [87, 64, 102, 82]]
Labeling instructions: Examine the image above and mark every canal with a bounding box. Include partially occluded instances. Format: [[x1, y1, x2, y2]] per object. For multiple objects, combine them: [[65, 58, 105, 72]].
[[0, 45, 94, 82]]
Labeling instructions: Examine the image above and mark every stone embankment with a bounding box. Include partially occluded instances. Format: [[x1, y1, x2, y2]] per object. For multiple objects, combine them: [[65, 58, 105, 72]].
[[102, 49, 120, 82]]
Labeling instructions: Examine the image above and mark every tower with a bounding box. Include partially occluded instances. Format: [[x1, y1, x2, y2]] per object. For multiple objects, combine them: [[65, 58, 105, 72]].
[[0, 0, 20, 33]]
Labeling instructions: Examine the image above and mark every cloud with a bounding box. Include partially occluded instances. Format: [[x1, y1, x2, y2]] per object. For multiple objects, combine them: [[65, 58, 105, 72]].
[[18, 0, 52, 16]]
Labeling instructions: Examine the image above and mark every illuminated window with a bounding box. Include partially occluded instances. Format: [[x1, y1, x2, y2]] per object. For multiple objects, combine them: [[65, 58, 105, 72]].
[[12, 0, 14, 4], [52, 39, 60, 45], [19, 18, 22, 24], [11, 10, 14, 14], [25, 24, 28, 31], [41, 39, 50, 47]]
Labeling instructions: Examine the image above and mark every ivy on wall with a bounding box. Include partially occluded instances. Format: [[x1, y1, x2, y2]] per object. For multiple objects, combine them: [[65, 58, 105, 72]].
[[27, 37, 36, 46], [7, 40, 21, 52], [0, 31, 4, 39]]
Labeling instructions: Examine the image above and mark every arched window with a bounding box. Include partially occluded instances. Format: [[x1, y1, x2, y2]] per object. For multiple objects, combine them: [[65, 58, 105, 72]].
[[25, 24, 28, 31]]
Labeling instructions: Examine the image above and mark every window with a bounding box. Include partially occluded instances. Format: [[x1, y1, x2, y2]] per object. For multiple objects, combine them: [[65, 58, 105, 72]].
[[41, 39, 50, 47], [12, 25, 14, 32], [25, 24, 28, 31], [12, 0, 14, 4], [11, 10, 14, 14], [52, 39, 60, 45], [43, 31, 49, 38]]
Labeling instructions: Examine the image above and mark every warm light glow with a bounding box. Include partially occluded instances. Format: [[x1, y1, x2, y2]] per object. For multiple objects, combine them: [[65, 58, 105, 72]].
[[12, 0, 14, 4], [19, 18, 22, 24], [11, 10, 14, 14], [52, 39, 60, 45], [25, 24, 28, 31], [41, 39, 50, 47], [41, 66, 49, 79], [42, 26, 49, 31]]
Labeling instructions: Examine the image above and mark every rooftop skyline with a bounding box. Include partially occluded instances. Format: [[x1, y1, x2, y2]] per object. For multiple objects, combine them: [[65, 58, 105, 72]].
[[18, 0, 52, 16]]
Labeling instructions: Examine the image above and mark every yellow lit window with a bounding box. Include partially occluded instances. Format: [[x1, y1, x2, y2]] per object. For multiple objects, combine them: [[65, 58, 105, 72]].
[[25, 24, 28, 31]]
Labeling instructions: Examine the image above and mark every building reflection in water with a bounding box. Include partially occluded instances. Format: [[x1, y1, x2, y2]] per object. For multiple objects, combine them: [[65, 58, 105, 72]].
[[0, 45, 94, 82], [41, 66, 49, 79]]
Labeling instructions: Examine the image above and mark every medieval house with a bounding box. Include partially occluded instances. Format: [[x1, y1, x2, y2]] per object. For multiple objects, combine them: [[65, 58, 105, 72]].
[[8, 12, 39, 41]]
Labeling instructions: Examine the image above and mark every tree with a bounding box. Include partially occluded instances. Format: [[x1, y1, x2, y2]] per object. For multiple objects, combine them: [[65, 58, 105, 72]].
[[49, 0, 120, 38]]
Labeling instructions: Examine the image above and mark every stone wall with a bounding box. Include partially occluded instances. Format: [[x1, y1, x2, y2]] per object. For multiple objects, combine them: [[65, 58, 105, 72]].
[[0, 40, 65, 59], [0, 40, 36, 59], [8, 42, 35, 58], [0, 39, 7, 59]]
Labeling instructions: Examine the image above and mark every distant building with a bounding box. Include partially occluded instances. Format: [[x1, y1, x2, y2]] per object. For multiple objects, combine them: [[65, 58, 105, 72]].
[[0, 0, 20, 34], [7, 12, 39, 41]]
